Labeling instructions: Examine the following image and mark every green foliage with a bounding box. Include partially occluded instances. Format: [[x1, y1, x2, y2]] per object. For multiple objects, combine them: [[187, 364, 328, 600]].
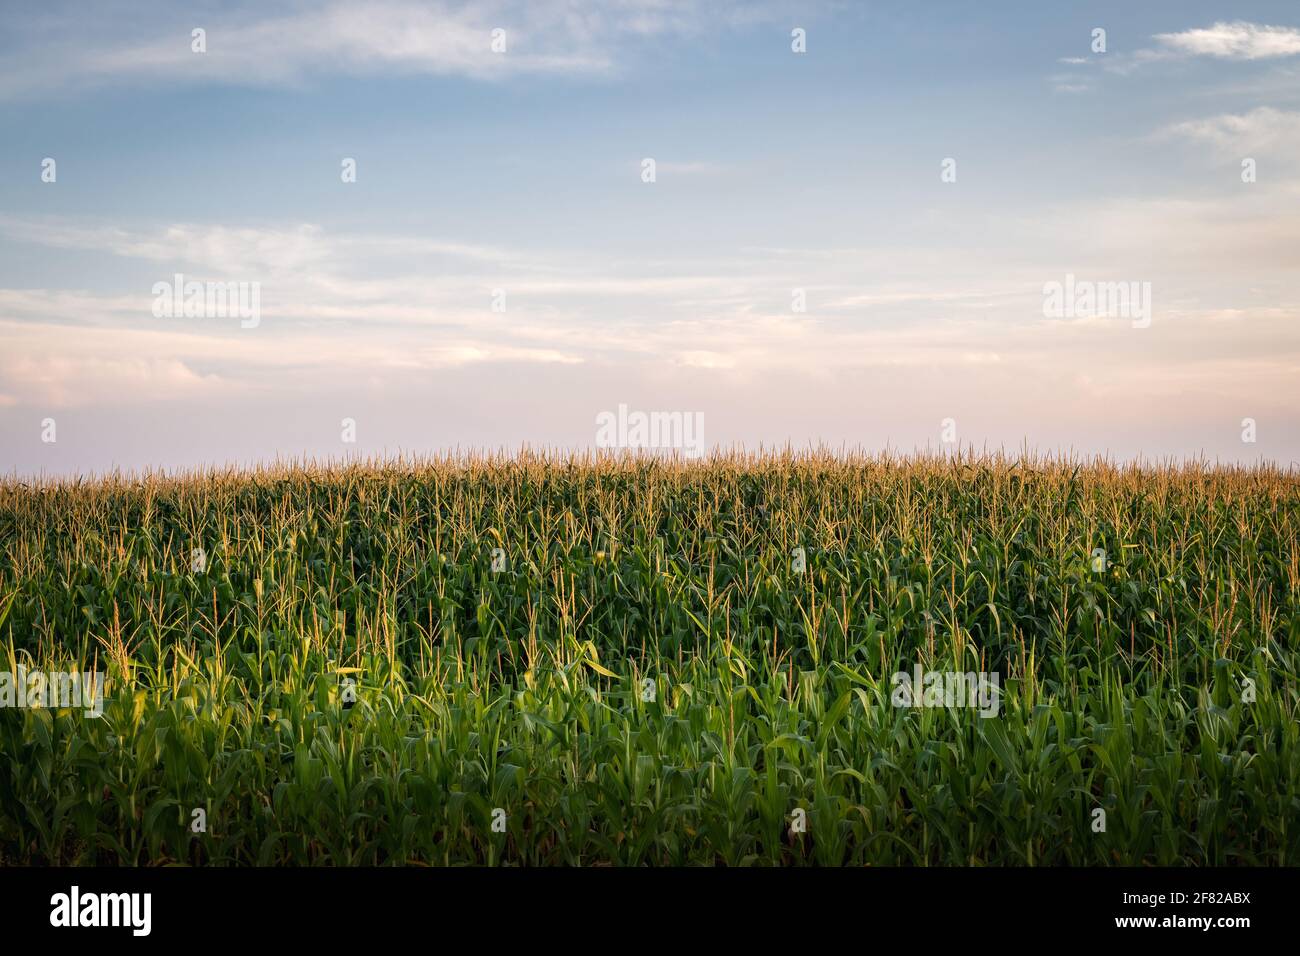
[[0, 451, 1296, 865]]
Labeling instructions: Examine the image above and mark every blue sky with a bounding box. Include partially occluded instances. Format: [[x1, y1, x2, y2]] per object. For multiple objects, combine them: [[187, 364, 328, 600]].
[[1, 1, 1298, 474]]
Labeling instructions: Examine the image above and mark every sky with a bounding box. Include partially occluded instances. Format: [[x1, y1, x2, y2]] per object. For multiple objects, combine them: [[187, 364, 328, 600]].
[[1, 0, 1298, 475]]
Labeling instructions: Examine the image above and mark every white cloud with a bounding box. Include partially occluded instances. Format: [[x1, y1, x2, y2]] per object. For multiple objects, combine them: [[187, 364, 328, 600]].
[[2, 187, 1299, 410], [4, 220, 334, 276], [0, 0, 797, 96], [1050, 72, 1092, 93], [0, 352, 227, 408], [1160, 106, 1300, 156], [1102, 21, 1300, 75], [1155, 21, 1300, 60], [0, 217, 518, 280]]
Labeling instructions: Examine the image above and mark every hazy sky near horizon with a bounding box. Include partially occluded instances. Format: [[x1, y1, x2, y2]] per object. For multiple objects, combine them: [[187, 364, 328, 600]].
[[1, 0, 1298, 476]]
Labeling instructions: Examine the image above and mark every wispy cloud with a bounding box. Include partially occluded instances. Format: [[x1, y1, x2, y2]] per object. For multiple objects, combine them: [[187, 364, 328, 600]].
[[1160, 106, 1300, 156], [1154, 21, 1300, 61], [1104, 20, 1300, 75], [1049, 72, 1092, 94], [0, 0, 796, 97], [3, 184, 1299, 411]]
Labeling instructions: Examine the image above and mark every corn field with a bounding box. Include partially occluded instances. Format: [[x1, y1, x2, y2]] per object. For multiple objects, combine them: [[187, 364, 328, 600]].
[[1, 451, 1297, 865]]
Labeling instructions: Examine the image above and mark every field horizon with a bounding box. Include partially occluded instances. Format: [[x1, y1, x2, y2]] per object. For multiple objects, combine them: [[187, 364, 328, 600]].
[[6, 445, 1299, 487]]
